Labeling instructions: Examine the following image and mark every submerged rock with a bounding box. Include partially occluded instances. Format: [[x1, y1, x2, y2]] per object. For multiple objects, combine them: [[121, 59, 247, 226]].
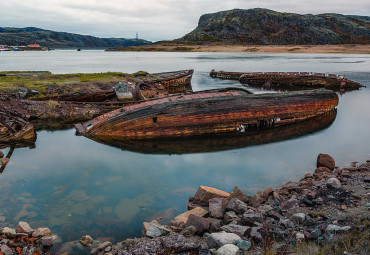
[[79, 235, 93, 247]]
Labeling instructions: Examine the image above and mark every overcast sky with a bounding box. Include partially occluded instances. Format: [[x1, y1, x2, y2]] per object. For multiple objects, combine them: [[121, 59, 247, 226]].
[[0, 0, 369, 42]]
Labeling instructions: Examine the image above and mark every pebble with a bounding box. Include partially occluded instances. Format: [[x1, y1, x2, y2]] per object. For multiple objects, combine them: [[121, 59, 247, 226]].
[[292, 213, 306, 223], [326, 178, 341, 189]]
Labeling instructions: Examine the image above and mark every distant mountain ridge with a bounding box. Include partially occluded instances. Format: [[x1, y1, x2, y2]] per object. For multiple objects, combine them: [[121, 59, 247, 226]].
[[0, 27, 152, 48], [180, 8, 370, 45]]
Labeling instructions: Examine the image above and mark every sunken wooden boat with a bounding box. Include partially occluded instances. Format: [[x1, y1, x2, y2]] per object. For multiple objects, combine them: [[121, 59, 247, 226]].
[[148, 70, 194, 94], [85, 110, 337, 154], [210, 70, 362, 90], [0, 111, 36, 143], [75, 88, 339, 140]]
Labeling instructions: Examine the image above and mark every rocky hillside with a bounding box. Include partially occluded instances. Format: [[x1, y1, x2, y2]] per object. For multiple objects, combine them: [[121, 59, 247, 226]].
[[180, 9, 370, 45], [0, 27, 152, 48]]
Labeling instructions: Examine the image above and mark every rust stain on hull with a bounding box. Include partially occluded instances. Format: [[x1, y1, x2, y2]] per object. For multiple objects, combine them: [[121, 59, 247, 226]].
[[76, 88, 339, 141]]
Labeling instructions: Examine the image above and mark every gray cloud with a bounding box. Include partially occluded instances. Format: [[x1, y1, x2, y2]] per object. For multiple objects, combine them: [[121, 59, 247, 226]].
[[0, 0, 369, 41]]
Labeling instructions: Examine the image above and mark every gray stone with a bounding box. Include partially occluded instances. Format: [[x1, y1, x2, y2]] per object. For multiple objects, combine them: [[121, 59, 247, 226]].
[[41, 236, 54, 246], [326, 178, 341, 189], [280, 198, 299, 210], [307, 229, 322, 239], [221, 224, 250, 236], [250, 226, 263, 242], [96, 241, 112, 253], [366, 203, 370, 208], [224, 211, 240, 224], [145, 221, 171, 238], [236, 239, 251, 251], [292, 213, 306, 223], [215, 244, 239, 255], [210, 218, 222, 232], [226, 198, 247, 214], [180, 226, 197, 237], [257, 205, 273, 214], [209, 197, 229, 218], [16, 221, 33, 234], [0, 227, 16, 237], [0, 245, 12, 255], [185, 214, 210, 234], [80, 235, 93, 247], [32, 227, 50, 237], [207, 232, 241, 249], [279, 219, 293, 229], [241, 213, 262, 227], [326, 224, 351, 232]]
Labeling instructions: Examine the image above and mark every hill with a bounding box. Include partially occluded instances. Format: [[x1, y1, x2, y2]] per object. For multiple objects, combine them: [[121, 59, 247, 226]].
[[0, 27, 152, 48], [179, 8, 370, 45]]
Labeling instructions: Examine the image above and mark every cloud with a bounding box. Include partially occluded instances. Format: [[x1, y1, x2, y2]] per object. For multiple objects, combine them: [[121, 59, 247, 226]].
[[0, 0, 369, 41]]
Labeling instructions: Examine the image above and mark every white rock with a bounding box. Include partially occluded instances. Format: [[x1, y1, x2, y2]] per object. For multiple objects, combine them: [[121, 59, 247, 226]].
[[326, 178, 341, 189], [326, 224, 351, 232], [216, 244, 239, 255], [296, 232, 305, 240], [207, 232, 241, 249], [16, 221, 33, 234]]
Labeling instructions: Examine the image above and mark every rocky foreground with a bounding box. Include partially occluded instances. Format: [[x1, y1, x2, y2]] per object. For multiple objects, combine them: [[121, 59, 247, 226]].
[[1, 154, 369, 255]]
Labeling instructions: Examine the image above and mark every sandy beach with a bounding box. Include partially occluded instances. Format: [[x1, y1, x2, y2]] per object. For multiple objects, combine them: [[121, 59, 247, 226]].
[[108, 43, 370, 54]]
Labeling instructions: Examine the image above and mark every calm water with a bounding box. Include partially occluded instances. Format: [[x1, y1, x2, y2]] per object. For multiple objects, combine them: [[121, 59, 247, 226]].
[[0, 51, 369, 249]]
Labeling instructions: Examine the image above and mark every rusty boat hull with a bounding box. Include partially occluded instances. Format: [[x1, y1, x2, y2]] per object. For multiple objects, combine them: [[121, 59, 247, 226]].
[[75, 88, 339, 141], [210, 70, 363, 90], [87, 110, 337, 154], [0, 111, 36, 143]]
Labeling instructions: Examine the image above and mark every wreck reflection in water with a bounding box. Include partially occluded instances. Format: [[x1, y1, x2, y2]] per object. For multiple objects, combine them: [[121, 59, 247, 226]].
[[88, 110, 337, 155], [0, 142, 36, 173]]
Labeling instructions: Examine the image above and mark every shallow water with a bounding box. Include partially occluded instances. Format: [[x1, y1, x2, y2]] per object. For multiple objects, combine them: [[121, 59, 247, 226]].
[[0, 51, 369, 250]]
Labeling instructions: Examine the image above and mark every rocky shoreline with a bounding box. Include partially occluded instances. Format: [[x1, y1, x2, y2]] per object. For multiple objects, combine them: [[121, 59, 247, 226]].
[[1, 154, 369, 255]]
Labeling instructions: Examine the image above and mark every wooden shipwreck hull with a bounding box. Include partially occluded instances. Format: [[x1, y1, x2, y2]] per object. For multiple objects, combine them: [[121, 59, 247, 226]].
[[149, 70, 194, 94], [87, 110, 337, 154], [210, 70, 363, 90], [75, 88, 339, 140], [0, 111, 36, 143]]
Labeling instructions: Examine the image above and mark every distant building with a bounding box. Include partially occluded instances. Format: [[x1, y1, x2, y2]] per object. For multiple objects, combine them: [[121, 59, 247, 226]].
[[28, 44, 40, 47]]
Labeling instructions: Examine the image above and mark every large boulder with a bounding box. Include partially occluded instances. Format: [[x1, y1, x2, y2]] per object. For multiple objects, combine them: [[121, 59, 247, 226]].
[[207, 232, 241, 249], [227, 198, 247, 214], [194, 186, 230, 205], [241, 213, 263, 227], [170, 207, 208, 228], [317, 153, 335, 170], [185, 214, 210, 234], [209, 197, 228, 218]]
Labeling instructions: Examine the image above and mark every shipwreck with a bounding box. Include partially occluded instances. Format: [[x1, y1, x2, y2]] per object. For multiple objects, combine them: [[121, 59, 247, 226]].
[[75, 88, 339, 141], [210, 70, 363, 90], [0, 111, 36, 143]]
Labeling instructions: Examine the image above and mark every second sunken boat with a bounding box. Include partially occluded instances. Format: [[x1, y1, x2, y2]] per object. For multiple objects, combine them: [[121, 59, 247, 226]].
[[75, 88, 338, 140]]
